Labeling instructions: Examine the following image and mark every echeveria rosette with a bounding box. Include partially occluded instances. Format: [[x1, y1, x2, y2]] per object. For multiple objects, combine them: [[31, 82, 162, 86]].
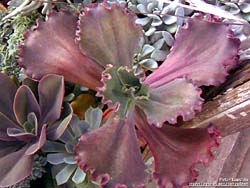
[[0, 73, 73, 187], [18, 3, 240, 188]]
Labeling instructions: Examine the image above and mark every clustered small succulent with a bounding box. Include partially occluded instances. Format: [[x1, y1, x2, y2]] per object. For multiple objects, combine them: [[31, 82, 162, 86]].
[[0, 0, 249, 188]]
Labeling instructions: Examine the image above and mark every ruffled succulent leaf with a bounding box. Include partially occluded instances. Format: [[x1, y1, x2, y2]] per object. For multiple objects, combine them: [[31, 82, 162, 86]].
[[136, 78, 203, 126], [145, 15, 240, 88], [85, 107, 103, 131], [77, 3, 142, 68], [38, 74, 64, 124], [14, 85, 41, 125], [75, 113, 147, 187], [135, 107, 220, 188], [18, 11, 103, 90], [0, 146, 33, 187], [0, 112, 19, 141], [46, 103, 73, 141], [0, 73, 18, 120], [97, 66, 149, 117]]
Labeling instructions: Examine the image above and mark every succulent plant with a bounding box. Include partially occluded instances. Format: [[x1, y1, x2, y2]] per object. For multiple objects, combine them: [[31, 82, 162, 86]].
[[0, 73, 73, 187], [0, 11, 39, 78], [18, 3, 240, 187], [42, 107, 102, 187]]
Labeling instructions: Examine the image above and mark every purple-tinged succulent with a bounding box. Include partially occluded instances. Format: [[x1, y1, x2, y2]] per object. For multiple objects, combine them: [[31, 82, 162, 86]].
[[0, 73, 73, 187], [18, 3, 240, 188]]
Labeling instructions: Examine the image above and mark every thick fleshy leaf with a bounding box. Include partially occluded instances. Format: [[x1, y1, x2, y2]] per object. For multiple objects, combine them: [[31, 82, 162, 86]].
[[25, 125, 46, 155], [19, 11, 103, 90], [0, 112, 19, 141], [47, 103, 73, 140], [135, 108, 220, 188], [14, 85, 41, 125], [0, 141, 23, 158], [0, 146, 33, 187], [38, 74, 64, 124], [7, 127, 36, 141], [136, 78, 203, 126], [75, 113, 146, 187], [56, 164, 76, 185], [144, 15, 240, 88], [77, 3, 142, 67], [0, 73, 18, 120], [72, 167, 86, 184]]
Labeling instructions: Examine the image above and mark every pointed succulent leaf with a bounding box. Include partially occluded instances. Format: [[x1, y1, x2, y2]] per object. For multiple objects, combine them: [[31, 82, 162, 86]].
[[77, 3, 142, 68], [25, 125, 47, 155], [69, 115, 89, 138], [145, 15, 240, 88], [19, 11, 103, 90], [64, 156, 76, 165], [14, 85, 40, 125], [47, 153, 70, 165], [0, 73, 18, 120], [72, 167, 86, 184], [46, 103, 73, 140], [56, 165, 76, 185], [136, 78, 203, 126], [75, 113, 147, 187], [85, 107, 103, 131], [38, 74, 64, 124], [0, 112, 19, 141], [42, 141, 66, 153], [135, 108, 220, 188], [0, 146, 33, 187]]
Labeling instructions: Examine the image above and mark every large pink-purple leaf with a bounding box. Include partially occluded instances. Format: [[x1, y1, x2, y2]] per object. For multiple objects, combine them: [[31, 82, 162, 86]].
[[38, 74, 64, 124], [75, 113, 146, 187], [0, 112, 19, 141], [0, 146, 33, 187], [136, 78, 203, 126], [0, 141, 23, 158], [19, 11, 103, 90], [144, 15, 240, 88], [135, 107, 220, 188], [14, 85, 41, 125], [0, 73, 18, 121], [25, 124, 46, 155], [77, 3, 142, 68]]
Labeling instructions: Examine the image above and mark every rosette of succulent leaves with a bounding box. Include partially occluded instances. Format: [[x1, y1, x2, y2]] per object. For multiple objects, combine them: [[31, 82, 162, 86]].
[[43, 107, 103, 188], [0, 0, 250, 188], [13, 1, 244, 187], [0, 73, 73, 187]]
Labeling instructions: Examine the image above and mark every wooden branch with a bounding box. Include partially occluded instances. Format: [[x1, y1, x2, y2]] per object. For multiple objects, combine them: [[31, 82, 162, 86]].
[[181, 62, 250, 137]]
